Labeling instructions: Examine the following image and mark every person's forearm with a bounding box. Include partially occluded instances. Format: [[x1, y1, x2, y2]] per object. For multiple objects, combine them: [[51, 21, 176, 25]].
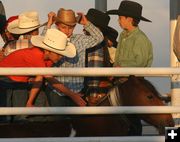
[[46, 77, 75, 98], [26, 76, 43, 106]]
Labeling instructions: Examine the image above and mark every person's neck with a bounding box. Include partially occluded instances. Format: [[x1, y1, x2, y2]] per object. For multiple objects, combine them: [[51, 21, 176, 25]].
[[126, 25, 137, 32]]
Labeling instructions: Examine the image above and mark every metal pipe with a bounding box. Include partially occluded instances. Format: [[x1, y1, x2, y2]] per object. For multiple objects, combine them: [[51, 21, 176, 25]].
[[170, 0, 180, 127], [0, 136, 165, 142], [95, 0, 107, 12], [0, 106, 180, 115], [0, 67, 180, 76]]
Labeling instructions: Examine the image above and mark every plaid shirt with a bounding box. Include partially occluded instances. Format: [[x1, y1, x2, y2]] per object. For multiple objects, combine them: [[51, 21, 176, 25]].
[[3, 36, 33, 56], [53, 22, 104, 94], [85, 43, 104, 88]]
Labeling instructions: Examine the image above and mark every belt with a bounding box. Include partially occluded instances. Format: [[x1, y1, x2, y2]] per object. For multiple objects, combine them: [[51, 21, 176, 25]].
[[0, 77, 31, 89]]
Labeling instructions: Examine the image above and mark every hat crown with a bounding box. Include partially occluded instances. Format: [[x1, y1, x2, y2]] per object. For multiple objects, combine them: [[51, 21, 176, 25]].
[[119, 0, 142, 18], [43, 29, 68, 51], [86, 8, 110, 28], [56, 8, 77, 26], [18, 11, 40, 29]]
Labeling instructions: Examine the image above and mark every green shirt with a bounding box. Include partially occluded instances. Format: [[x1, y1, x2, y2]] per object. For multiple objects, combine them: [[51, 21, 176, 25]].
[[114, 27, 153, 67]]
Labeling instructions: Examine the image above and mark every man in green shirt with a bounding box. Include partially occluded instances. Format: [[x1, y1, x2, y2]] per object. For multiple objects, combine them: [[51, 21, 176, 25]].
[[107, 0, 153, 135], [107, 0, 153, 67]]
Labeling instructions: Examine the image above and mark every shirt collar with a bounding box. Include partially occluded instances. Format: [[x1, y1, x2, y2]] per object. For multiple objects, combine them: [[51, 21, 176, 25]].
[[122, 27, 139, 38]]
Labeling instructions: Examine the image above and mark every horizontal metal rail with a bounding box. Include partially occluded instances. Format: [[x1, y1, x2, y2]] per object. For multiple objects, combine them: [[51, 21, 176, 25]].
[[0, 136, 165, 142], [0, 106, 180, 115], [0, 67, 180, 76]]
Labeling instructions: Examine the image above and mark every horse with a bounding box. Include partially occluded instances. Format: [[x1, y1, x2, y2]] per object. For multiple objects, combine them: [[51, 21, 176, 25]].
[[71, 75, 174, 136]]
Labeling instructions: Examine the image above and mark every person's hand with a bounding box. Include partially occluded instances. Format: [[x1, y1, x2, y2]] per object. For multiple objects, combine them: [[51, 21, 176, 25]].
[[71, 93, 87, 106], [76, 12, 88, 26], [47, 11, 56, 28], [99, 81, 111, 88], [26, 102, 34, 107]]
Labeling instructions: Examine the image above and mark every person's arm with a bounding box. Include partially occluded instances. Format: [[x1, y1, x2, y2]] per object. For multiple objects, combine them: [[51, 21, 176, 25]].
[[77, 12, 104, 48], [41, 12, 56, 36], [128, 37, 153, 67], [45, 76, 87, 106], [26, 75, 43, 107]]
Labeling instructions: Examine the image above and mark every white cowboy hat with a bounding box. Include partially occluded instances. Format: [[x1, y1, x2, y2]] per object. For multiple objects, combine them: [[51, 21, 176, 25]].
[[31, 28, 76, 58], [7, 11, 42, 34]]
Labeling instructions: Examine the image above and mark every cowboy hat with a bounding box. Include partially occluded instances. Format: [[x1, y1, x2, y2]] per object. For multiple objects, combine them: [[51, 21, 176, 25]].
[[31, 28, 76, 58], [55, 8, 77, 26], [7, 11, 43, 34], [105, 26, 118, 48], [107, 0, 151, 22], [86, 8, 111, 32]]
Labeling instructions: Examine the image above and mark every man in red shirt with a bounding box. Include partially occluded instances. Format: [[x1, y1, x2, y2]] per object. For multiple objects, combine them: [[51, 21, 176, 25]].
[[0, 28, 86, 121]]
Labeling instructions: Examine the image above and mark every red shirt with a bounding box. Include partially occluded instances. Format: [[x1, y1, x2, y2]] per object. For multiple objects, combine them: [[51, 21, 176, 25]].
[[0, 47, 53, 82]]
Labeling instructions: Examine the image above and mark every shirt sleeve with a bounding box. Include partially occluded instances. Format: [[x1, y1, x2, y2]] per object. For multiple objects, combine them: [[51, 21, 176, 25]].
[[113, 36, 122, 67], [41, 25, 49, 36], [83, 22, 104, 48], [24, 48, 47, 67], [127, 37, 153, 67]]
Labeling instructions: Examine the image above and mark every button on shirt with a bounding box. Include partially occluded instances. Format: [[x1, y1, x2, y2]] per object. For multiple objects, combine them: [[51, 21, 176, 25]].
[[114, 27, 153, 67]]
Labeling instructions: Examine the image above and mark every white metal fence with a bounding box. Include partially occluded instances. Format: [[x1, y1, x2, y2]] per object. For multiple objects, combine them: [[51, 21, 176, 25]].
[[0, 67, 179, 142]]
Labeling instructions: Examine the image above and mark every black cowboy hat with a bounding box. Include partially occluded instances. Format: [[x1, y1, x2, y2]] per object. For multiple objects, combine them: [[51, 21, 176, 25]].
[[86, 8, 110, 32], [104, 27, 118, 48], [107, 0, 151, 22]]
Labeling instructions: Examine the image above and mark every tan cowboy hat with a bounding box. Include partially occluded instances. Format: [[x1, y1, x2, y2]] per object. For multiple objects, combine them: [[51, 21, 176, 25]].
[[7, 11, 42, 34], [55, 8, 77, 26], [31, 28, 76, 58]]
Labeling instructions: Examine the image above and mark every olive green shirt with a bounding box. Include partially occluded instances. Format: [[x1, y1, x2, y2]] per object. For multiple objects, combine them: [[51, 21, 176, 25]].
[[114, 27, 153, 67]]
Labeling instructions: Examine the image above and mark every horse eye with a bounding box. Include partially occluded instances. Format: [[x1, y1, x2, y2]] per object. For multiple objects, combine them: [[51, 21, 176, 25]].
[[147, 95, 153, 99]]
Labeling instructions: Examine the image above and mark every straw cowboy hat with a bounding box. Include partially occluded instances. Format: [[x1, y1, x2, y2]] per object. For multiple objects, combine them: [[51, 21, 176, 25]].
[[107, 0, 151, 22], [55, 8, 77, 26], [31, 28, 76, 58], [86, 8, 111, 33], [7, 11, 42, 34]]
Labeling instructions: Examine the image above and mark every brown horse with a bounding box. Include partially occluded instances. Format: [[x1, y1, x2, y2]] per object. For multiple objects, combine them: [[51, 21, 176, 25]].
[[71, 75, 174, 136], [117, 75, 174, 134]]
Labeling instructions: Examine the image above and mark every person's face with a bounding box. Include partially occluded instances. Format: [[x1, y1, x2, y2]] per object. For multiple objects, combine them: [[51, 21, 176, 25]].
[[47, 51, 62, 63], [118, 16, 131, 30], [56, 23, 75, 38], [1, 31, 14, 43]]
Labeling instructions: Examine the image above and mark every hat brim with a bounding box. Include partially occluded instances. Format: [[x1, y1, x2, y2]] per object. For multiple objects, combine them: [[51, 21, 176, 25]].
[[31, 35, 76, 58], [107, 9, 151, 22], [7, 19, 43, 34]]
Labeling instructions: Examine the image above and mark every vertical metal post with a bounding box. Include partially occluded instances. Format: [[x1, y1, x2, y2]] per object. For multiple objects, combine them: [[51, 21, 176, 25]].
[[95, 0, 107, 12], [170, 0, 180, 127]]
